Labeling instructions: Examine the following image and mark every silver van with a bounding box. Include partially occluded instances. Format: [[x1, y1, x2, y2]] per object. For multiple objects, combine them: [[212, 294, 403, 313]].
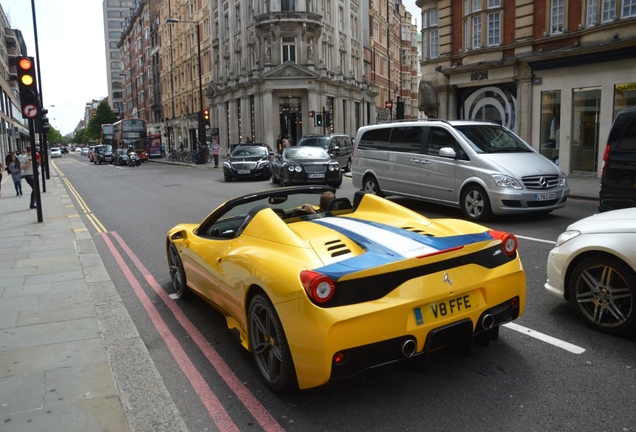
[[352, 120, 570, 221]]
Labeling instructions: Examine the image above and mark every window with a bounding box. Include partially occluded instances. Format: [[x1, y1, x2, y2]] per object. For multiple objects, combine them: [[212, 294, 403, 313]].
[[602, 0, 616, 21], [282, 36, 296, 62], [472, 16, 482, 48], [430, 30, 439, 58], [587, 0, 599, 25], [624, 0, 636, 16], [487, 12, 500, 45], [281, 0, 295, 12], [472, 0, 482, 12], [236, 5, 241, 28], [551, 0, 565, 33], [423, 9, 439, 59]]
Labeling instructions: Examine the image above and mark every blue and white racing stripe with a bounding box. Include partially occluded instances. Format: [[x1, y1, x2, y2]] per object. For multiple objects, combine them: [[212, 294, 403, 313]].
[[310, 217, 492, 280]]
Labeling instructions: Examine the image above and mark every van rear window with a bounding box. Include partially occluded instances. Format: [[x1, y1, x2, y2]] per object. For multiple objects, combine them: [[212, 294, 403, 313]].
[[617, 121, 636, 151]]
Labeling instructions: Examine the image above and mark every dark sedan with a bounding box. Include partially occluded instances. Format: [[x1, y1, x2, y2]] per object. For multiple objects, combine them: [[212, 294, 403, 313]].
[[223, 144, 274, 182], [271, 146, 342, 188], [113, 149, 130, 166]]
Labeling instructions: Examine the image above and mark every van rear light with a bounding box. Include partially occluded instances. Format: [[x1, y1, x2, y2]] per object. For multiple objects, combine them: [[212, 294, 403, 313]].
[[601, 144, 611, 178]]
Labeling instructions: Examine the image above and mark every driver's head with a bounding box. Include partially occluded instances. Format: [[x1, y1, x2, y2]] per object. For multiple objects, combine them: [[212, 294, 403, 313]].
[[319, 191, 336, 211]]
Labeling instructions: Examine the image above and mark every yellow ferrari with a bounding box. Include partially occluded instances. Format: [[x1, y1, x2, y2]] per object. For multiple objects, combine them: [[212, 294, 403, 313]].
[[166, 185, 526, 391]]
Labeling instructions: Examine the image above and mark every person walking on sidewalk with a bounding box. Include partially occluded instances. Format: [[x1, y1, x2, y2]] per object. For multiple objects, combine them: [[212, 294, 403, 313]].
[[21, 146, 37, 209], [8, 153, 22, 197], [212, 140, 220, 167]]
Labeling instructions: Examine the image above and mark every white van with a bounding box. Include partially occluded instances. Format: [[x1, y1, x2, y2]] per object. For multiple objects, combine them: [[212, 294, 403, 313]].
[[351, 119, 570, 221]]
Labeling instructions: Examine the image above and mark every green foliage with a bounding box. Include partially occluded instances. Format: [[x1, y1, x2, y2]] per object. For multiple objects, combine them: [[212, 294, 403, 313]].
[[46, 125, 62, 144], [73, 128, 87, 144], [86, 100, 118, 140]]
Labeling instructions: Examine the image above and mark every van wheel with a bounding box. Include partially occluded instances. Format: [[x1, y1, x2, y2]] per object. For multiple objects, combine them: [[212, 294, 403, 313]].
[[362, 175, 384, 197], [461, 185, 492, 222]]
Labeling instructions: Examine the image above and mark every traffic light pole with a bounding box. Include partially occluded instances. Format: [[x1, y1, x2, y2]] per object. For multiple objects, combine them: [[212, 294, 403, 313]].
[[28, 118, 43, 222]]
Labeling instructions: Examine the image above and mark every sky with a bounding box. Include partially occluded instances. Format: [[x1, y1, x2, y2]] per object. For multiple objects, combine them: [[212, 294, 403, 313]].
[[1, 0, 421, 136]]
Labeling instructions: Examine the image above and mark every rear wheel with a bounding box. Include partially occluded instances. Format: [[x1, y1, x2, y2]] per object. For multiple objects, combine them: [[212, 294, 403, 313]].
[[344, 158, 352, 172], [569, 255, 636, 335], [248, 294, 297, 392], [362, 175, 384, 197], [461, 185, 492, 222], [168, 243, 188, 298]]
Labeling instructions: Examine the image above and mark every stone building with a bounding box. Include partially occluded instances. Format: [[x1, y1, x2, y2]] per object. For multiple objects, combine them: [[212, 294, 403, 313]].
[[103, 0, 134, 115], [206, 0, 372, 152], [416, 0, 636, 178]]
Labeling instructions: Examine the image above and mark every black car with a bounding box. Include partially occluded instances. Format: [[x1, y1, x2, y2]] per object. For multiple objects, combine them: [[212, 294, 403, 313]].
[[113, 149, 130, 166], [223, 144, 274, 182], [599, 106, 636, 212], [297, 134, 353, 172], [93, 145, 113, 164], [271, 146, 342, 188]]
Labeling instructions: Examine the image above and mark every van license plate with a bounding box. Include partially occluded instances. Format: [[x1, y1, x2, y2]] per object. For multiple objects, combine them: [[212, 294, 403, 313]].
[[535, 192, 556, 201]]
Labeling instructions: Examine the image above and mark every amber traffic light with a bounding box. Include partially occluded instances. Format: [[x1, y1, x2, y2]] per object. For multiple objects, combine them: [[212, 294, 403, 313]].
[[203, 108, 210, 129], [16, 56, 39, 110]]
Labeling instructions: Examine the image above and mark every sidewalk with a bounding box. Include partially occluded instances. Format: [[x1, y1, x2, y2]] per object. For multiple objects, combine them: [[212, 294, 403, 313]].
[[0, 170, 186, 432], [150, 158, 601, 200]]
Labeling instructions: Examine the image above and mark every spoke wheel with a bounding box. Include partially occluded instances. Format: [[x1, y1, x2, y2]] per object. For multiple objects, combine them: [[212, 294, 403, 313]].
[[362, 175, 384, 197], [461, 185, 492, 222], [248, 294, 297, 392], [569, 255, 636, 335], [168, 243, 188, 298]]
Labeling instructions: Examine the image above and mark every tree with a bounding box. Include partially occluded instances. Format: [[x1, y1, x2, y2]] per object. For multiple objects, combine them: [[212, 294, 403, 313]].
[[86, 100, 118, 141], [46, 125, 62, 144], [73, 128, 87, 144]]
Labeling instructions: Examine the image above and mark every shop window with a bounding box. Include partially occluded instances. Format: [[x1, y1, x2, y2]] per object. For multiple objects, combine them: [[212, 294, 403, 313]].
[[571, 88, 602, 173], [540, 91, 561, 164], [613, 82, 636, 119]]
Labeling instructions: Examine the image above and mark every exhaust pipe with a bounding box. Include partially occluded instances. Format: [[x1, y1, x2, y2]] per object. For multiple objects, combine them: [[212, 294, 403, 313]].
[[401, 338, 417, 357], [481, 313, 495, 330]]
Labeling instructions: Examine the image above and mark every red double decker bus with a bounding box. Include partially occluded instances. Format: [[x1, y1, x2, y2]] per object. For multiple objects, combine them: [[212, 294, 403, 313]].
[[112, 118, 148, 161], [100, 123, 114, 145]]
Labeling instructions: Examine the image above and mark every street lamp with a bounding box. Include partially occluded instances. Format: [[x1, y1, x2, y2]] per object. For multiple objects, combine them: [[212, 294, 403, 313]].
[[167, 17, 205, 152]]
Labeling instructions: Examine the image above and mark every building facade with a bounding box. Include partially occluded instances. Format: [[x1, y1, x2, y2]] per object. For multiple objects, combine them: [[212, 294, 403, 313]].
[[206, 0, 372, 153], [0, 5, 29, 161], [158, 0, 212, 151], [119, 0, 163, 139], [417, 0, 636, 178], [103, 0, 134, 116]]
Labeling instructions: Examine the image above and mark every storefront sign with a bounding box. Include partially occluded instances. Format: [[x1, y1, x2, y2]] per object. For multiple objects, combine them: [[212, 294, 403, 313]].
[[471, 71, 489, 81]]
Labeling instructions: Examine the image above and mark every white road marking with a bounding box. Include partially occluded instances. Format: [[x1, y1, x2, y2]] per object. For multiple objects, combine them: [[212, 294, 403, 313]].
[[515, 234, 556, 245], [503, 322, 586, 354]]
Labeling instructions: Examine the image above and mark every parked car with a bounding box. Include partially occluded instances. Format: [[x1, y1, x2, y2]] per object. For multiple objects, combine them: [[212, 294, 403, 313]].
[[599, 106, 636, 212], [81, 147, 89, 156], [50, 147, 62, 158], [545, 207, 636, 335], [166, 185, 526, 391], [271, 146, 342, 187], [352, 119, 570, 222], [93, 145, 113, 164], [297, 134, 353, 172], [223, 143, 274, 182]]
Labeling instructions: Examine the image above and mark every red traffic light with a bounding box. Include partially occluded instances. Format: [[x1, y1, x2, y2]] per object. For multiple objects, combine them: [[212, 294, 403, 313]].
[[309, 111, 314, 118]]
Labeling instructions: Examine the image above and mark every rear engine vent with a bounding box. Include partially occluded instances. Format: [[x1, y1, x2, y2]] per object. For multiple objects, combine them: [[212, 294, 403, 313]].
[[325, 239, 351, 257], [401, 226, 433, 236]]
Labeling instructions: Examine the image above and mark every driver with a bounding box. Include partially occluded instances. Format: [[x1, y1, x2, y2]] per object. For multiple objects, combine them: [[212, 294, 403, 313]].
[[297, 191, 335, 215]]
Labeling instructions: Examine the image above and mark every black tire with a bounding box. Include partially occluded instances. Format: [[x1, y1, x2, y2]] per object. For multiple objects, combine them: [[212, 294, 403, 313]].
[[279, 173, 287, 187], [168, 243, 188, 298], [271, 171, 278, 184], [568, 255, 636, 335], [330, 172, 343, 188], [224, 175, 232, 182], [248, 294, 297, 392], [461, 184, 492, 222], [344, 158, 352, 173], [362, 175, 384, 197]]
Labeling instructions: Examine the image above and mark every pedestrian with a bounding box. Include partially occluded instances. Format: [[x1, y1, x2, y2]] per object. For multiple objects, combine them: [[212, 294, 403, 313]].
[[8, 153, 22, 197], [20, 146, 37, 209], [212, 140, 220, 168], [283, 135, 290, 148], [161, 142, 165, 157], [276, 134, 283, 154]]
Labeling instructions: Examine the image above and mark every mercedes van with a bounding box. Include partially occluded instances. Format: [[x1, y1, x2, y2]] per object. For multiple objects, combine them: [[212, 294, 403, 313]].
[[351, 119, 569, 221]]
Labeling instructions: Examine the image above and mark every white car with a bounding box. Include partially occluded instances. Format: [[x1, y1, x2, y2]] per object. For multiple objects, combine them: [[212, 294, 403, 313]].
[[545, 208, 636, 335], [50, 147, 62, 158], [81, 147, 89, 156]]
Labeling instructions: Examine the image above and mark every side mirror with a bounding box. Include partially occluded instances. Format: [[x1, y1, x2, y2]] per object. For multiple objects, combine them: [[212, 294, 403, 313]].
[[439, 147, 457, 158]]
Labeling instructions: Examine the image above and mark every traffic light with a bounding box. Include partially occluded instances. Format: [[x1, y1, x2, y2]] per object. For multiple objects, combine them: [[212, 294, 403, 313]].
[[316, 113, 323, 126], [324, 112, 330, 127], [203, 108, 210, 129], [37, 106, 50, 134], [16, 56, 40, 116], [308, 110, 314, 118]]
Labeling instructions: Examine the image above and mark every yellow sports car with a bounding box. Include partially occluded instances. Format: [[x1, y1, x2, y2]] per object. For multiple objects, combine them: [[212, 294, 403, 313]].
[[166, 185, 526, 391]]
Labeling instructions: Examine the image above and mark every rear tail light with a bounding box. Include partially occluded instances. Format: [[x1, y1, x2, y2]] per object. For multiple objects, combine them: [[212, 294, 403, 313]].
[[601, 144, 610, 178], [300, 270, 336, 304], [488, 230, 518, 257]]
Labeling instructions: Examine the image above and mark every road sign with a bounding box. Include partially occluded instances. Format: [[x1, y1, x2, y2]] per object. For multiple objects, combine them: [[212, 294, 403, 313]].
[[385, 101, 393, 109], [23, 104, 39, 119]]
